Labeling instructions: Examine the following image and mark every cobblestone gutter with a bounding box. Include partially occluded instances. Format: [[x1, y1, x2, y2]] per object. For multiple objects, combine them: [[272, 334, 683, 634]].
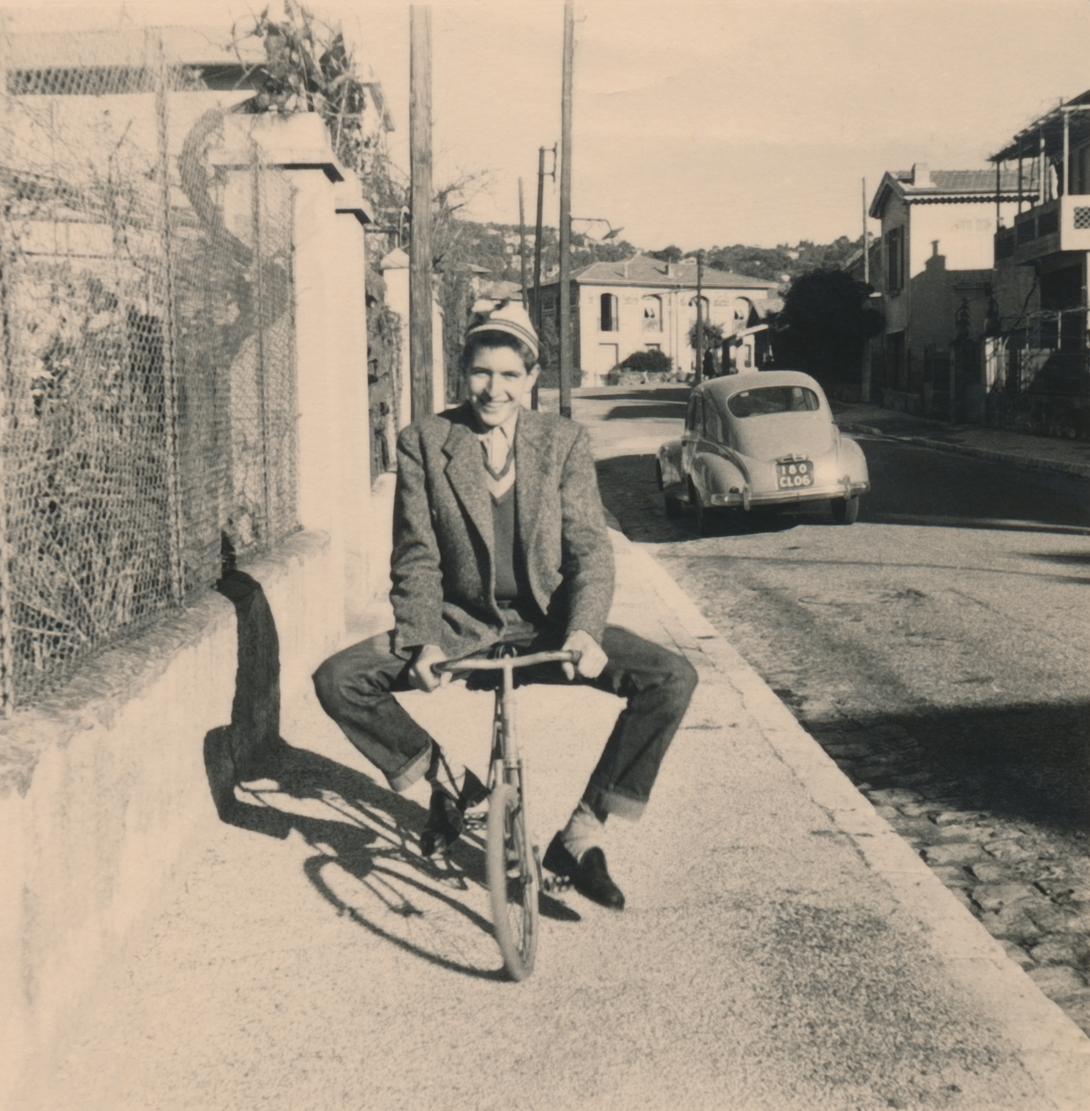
[[804, 716, 1090, 1037]]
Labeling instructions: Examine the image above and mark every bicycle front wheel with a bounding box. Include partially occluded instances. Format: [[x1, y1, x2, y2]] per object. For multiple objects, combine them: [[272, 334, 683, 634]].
[[486, 780, 539, 981]]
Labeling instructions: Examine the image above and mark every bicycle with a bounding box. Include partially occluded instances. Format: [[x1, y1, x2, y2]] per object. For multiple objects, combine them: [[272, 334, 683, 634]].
[[435, 645, 577, 981]]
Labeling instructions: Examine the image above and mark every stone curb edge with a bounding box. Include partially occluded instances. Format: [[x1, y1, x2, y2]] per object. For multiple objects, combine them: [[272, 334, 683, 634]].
[[839, 422, 1090, 480], [607, 526, 1090, 1101]]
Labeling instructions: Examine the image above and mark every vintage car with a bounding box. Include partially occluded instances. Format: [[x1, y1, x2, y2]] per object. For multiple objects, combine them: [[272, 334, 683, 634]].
[[656, 370, 870, 533]]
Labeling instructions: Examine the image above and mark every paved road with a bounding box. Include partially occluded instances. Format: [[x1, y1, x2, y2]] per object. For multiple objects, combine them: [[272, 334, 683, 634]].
[[574, 385, 1090, 1035]]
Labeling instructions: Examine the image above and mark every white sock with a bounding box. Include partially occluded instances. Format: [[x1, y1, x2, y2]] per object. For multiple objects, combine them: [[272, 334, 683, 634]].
[[561, 799, 607, 862], [426, 744, 468, 799]]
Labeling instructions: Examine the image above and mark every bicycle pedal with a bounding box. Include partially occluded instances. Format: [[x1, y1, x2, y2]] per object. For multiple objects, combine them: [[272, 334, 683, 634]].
[[541, 873, 573, 894], [463, 813, 486, 831]]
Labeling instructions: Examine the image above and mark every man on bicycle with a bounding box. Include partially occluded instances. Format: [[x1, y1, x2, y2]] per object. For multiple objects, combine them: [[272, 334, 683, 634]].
[[313, 300, 697, 910]]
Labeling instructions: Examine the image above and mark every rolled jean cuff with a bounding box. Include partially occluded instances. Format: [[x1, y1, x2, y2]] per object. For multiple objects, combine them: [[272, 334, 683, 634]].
[[388, 744, 433, 793], [583, 782, 646, 821]]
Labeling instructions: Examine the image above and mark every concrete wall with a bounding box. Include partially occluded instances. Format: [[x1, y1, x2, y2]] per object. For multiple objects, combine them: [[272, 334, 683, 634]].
[[0, 112, 391, 1103], [908, 202, 1019, 275], [1, 531, 344, 1102]]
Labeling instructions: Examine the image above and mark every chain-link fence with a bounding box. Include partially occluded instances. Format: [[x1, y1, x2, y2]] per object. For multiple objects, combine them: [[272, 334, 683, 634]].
[[0, 29, 298, 712]]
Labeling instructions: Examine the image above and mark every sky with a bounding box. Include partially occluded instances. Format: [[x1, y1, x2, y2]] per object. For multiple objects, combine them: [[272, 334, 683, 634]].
[[4, 0, 1090, 250]]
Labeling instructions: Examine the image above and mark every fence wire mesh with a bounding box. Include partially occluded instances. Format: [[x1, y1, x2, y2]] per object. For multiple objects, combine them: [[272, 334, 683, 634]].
[[0, 29, 298, 712]]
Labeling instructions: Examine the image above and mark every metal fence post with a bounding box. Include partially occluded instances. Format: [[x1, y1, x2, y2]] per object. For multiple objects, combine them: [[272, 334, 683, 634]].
[[0, 290, 14, 714], [0, 23, 16, 712], [251, 149, 272, 542], [153, 31, 185, 603]]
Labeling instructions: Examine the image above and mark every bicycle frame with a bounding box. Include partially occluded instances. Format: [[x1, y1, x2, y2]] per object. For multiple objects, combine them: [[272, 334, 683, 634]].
[[435, 647, 577, 980], [438, 648, 577, 787]]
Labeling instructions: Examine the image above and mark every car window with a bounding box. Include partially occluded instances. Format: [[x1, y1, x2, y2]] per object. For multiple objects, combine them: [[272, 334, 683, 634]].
[[727, 386, 821, 418]]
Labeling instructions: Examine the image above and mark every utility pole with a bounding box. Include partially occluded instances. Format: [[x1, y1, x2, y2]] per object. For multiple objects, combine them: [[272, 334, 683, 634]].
[[518, 177, 529, 304], [532, 145, 555, 336], [409, 5, 433, 420], [861, 177, 872, 403], [694, 250, 705, 385], [558, 2, 574, 418], [861, 177, 870, 285]]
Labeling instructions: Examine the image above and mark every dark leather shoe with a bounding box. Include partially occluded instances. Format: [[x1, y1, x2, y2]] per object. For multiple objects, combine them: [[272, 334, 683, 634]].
[[543, 832, 625, 910], [420, 769, 488, 857]]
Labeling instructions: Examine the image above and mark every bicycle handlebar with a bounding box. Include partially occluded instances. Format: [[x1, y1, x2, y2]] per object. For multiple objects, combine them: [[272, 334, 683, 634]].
[[435, 649, 578, 674]]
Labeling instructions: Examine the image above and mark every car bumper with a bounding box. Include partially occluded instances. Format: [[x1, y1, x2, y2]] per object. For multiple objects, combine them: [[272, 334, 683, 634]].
[[708, 480, 869, 508]]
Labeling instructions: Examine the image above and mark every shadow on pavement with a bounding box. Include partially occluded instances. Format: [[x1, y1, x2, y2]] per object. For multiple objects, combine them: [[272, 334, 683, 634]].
[[802, 699, 1090, 840], [204, 570, 578, 984], [596, 449, 1090, 544]]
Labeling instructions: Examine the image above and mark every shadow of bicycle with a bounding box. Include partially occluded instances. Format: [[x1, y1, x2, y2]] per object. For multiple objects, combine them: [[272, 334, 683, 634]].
[[204, 569, 578, 983]]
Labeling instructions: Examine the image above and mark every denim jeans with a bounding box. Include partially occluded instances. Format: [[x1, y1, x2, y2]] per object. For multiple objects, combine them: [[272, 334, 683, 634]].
[[312, 617, 698, 820]]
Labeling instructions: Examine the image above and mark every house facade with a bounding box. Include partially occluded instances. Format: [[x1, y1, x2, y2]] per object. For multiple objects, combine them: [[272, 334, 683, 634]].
[[987, 90, 1090, 436], [868, 163, 1032, 415], [535, 254, 778, 386]]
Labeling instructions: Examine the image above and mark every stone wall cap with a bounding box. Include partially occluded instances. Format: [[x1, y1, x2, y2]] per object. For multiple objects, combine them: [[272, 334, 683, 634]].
[[209, 112, 347, 182], [333, 181, 374, 224]]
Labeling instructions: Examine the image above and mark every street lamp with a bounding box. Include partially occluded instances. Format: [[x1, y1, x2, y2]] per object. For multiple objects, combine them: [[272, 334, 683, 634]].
[[363, 206, 412, 249], [570, 216, 624, 241]]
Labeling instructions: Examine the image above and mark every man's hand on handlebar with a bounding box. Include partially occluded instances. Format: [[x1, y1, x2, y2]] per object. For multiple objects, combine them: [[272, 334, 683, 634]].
[[409, 644, 451, 692], [561, 629, 607, 681]]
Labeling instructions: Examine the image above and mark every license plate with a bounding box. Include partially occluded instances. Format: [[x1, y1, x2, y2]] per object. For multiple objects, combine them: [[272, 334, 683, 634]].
[[776, 459, 813, 489]]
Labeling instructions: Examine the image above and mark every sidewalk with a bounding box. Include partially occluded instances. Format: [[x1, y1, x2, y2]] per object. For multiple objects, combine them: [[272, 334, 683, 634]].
[[25, 548, 1090, 1104], [832, 401, 1090, 479]]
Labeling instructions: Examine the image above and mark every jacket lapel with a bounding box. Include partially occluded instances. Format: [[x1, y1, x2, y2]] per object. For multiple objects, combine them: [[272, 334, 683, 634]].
[[515, 410, 548, 552], [442, 408, 494, 557]]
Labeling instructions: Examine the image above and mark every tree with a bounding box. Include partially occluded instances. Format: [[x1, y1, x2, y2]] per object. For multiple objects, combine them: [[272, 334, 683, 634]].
[[237, 3, 493, 427], [650, 245, 683, 263], [688, 319, 725, 350], [772, 268, 883, 386]]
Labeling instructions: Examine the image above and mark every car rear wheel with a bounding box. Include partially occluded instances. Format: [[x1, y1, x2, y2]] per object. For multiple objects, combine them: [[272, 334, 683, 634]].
[[689, 480, 716, 536], [658, 463, 684, 518], [832, 495, 860, 524]]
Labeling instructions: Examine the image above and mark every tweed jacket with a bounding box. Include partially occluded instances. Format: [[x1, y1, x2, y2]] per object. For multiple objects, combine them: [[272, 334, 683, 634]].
[[390, 402, 615, 658]]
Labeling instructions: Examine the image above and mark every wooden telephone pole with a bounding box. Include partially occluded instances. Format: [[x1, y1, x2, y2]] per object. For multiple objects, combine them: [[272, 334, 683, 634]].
[[862, 177, 870, 285], [694, 250, 705, 385], [532, 144, 554, 337], [409, 5, 434, 420], [518, 178, 529, 303], [558, 2, 574, 418]]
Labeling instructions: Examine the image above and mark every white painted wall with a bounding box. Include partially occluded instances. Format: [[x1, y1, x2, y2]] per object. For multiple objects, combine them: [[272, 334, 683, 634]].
[[1, 112, 392, 1102], [575, 282, 776, 384]]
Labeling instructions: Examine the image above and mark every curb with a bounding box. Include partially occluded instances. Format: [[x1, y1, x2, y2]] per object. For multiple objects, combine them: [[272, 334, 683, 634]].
[[609, 526, 1090, 1100], [839, 422, 1090, 480]]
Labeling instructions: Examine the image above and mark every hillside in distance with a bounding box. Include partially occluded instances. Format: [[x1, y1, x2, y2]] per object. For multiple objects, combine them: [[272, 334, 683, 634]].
[[446, 219, 865, 289]]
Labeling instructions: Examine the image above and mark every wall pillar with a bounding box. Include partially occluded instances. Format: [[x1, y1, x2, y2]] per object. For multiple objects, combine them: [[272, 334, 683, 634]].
[[212, 112, 376, 631], [333, 182, 376, 619], [380, 248, 412, 431]]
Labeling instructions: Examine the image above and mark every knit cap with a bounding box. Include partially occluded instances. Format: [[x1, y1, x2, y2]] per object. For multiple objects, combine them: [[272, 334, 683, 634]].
[[465, 298, 539, 362]]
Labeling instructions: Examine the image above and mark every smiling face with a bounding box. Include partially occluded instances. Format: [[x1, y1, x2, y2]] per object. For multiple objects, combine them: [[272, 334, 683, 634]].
[[465, 342, 540, 428]]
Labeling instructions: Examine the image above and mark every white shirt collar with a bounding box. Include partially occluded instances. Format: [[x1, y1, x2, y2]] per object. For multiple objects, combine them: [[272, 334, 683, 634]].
[[476, 409, 520, 443]]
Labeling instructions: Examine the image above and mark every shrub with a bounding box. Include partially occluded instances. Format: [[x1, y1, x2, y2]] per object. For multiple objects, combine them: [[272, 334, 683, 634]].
[[619, 348, 672, 373]]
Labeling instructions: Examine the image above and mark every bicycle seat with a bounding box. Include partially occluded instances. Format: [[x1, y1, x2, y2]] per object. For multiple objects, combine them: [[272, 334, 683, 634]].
[[465, 643, 519, 690]]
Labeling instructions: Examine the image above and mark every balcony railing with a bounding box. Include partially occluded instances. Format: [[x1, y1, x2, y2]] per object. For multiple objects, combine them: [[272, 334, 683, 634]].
[[1003, 196, 1090, 263]]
